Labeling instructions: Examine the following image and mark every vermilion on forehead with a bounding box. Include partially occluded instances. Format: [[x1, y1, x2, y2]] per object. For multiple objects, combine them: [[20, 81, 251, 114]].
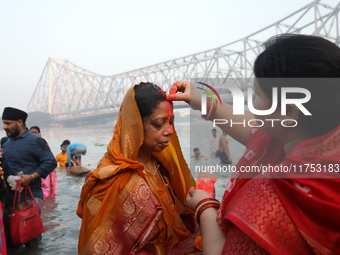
[[167, 101, 173, 119]]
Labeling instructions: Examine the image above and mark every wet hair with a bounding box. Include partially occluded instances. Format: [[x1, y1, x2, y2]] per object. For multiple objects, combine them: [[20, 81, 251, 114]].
[[134, 83, 172, 120], [30, 126, 41, 133], [254, 34, 340, 136], [61, 139, 71, 147]]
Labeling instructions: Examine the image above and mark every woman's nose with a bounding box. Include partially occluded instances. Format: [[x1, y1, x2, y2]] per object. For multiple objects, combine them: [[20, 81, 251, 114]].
[[164, 122, 174, 135]]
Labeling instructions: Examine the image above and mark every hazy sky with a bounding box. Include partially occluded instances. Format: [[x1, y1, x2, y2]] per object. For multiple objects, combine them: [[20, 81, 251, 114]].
[[0, 0, 335, 114]]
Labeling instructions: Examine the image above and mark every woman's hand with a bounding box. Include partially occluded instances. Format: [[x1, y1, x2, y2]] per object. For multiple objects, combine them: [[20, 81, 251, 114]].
[[186, 186, 213, 211], [187, 186, 226, 254], [167, 81, 202, 111]]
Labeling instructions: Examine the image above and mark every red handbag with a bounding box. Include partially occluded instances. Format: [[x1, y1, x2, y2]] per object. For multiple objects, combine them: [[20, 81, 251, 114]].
[[8, 179, 44, 246]]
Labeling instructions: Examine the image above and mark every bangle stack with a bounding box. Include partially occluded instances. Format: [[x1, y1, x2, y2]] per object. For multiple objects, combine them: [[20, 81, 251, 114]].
[[202, 97, 218, 121], [194, 198, 221, 225]]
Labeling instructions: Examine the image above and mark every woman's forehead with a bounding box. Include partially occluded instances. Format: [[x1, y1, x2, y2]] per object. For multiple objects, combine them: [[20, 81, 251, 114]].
[[151, 101, 174, 118]]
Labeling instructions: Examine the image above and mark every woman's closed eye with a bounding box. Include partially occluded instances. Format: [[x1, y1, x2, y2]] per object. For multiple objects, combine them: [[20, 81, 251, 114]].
[[153, 118, 174, 128], [153, 123, 163, 128]]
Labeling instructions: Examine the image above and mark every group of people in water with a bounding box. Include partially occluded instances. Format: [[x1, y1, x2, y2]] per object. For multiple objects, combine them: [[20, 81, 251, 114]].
[[2, 33, 340, 254], [0, 115, 88, 253]]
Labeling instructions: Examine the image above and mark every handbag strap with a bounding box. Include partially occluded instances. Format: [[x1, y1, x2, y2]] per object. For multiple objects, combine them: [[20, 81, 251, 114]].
[[12, 179, 22, 212], [11, 179, 37, 212], [24, 184, 36, 206]]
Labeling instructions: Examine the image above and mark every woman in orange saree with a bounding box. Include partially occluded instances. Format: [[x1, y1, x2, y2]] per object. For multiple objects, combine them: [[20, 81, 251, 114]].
[[77, 83, 200, 255], [168, 34, 340, 254]]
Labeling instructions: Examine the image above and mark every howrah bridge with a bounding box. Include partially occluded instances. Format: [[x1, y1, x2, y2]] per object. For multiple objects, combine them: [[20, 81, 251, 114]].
[[27, 0, 340, 124]]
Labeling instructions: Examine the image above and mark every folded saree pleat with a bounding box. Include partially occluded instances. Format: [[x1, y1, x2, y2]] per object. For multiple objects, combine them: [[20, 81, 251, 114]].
[[221, 178, 314, 254], [77, 83, 197, 255]]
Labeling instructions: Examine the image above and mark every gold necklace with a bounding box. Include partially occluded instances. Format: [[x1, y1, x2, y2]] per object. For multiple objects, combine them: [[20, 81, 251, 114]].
[[152, 157, 176, 210], [152, 157, 166, 185], [137, 157, 159, 183], [138, 157, 176, 209]]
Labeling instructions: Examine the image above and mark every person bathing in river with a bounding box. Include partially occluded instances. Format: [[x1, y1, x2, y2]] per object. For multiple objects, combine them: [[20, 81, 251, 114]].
[[66, 142, 90, 176], [55, 139, 71, 168], [66, 142, 87, 166]]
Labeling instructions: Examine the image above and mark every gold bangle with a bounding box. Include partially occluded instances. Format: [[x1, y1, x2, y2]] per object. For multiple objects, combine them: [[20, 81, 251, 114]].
[[205, 99, 214, 120], [202, 97, 218, 121], [194, 201, 220, 222]]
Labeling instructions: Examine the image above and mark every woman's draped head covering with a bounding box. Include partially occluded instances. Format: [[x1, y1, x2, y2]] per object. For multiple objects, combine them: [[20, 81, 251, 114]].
[[77, 83, 195, 254], [78, 82, 194, 199]]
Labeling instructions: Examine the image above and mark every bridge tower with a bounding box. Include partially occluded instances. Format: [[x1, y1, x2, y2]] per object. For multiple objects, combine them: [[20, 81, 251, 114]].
[[27, 0, 340, 123]]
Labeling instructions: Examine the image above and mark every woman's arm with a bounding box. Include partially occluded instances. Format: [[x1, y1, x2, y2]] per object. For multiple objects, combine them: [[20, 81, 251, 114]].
[[186, 187, 225, 254], [200, 207, 225, 255], [167, 81, 254, 146]]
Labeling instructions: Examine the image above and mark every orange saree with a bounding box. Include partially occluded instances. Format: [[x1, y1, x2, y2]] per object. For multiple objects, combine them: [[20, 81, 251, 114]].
[[77, 84, 199, 255]]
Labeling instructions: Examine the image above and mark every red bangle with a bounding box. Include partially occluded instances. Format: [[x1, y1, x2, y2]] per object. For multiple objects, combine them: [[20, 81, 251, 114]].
[[202, 97, 218, 120], [195, 198, 220, 211], [196, 203, 220, 225], [209, 101, 217, 120], [194, 198, 221, 224]]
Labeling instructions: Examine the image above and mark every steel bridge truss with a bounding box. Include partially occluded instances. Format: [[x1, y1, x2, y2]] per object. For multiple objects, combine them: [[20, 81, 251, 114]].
[[27, 0, 340, 120]]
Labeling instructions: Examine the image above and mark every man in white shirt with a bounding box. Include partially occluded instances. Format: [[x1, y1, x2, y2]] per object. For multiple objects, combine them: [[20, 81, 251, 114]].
[[209, 128, 219, 159]]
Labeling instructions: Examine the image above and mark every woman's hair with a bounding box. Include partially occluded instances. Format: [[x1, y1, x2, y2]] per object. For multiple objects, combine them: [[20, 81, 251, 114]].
[[254, 34, 340, 78], [30, 126, 41, 133], [254, 34, 340, 136], [134, 83, 172, 120]]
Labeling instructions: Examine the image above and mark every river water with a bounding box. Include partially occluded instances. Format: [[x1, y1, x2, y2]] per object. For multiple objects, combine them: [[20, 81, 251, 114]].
[[4, 120, 245, 255]]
